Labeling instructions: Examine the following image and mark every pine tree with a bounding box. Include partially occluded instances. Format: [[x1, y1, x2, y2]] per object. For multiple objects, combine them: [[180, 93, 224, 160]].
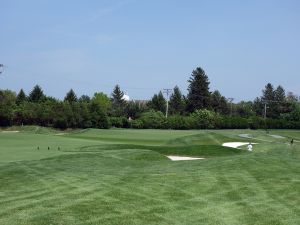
[[274, 85, 287, 115], [187, 67, 211, 112], [111, 85, 125, 116], [16, 89, 27, 105], [169, 86, 185, 115], [253, 97, 264, 116], [262, 83, 275, 102], [274, 85, 285, 103], [211, 90, 229, 114], [112, 85, 125, 106], [261, 83, 276, 118], [64, 89, 78, 103], [78, 95, 91, 103], [28, 85, 44, 102], [148, 91, 166, 113]]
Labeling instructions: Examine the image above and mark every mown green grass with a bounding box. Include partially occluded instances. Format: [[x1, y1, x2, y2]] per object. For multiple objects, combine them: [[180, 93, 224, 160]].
[[0, 127, 299, 225]]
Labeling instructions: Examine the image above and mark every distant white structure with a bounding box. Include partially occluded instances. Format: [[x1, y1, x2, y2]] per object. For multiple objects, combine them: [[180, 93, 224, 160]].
[[122, 93, 130, 101]]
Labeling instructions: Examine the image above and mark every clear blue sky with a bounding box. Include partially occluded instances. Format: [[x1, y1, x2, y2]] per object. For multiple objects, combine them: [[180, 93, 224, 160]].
[[1, 0, 299, 102]]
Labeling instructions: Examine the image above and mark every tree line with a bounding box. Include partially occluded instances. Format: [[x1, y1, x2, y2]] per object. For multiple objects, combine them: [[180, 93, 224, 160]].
[[1, 67, 299, 129]]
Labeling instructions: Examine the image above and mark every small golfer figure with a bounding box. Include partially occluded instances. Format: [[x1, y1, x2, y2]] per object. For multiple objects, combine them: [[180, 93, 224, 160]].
[[247, 143, 253, 152]]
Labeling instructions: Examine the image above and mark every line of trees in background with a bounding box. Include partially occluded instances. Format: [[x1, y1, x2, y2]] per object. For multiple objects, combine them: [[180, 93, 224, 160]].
[[1, 67, 300, 129]]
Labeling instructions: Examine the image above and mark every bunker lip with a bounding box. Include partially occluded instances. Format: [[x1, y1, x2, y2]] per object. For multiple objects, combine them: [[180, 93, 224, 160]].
[[166, 156, 205, 161], [222, 142, 258, 149]]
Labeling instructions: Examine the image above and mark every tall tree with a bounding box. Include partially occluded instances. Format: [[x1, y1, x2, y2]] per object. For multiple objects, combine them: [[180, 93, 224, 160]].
[[262, 83, 275, 102], [111, 85, 125, 116], [274, 85, 286, 116], [78, 95, 91, 103], [64, 89, 78, 103], [253, 97, 264, 116], [112, 85, 125, 106], [28, 85, 44, 102], [16, 89, 27, 105], [169, 86, 185, 115], [0, 90, 16, 126], [235, 101, 255, 117], [210, 90, 229, 114], [92, 92, 111, 113], [274, 85, 285, 103], [261, 83, 276, 118], [148, 91, 166, 113], [187, 67, 211, 112]]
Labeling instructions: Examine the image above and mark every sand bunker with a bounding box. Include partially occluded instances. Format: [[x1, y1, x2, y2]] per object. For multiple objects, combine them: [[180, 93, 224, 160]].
[[166, 156, 205, 161], [269, 134, 285, 139], [222, 142, 257, 149], [1, 131, 20, 133]]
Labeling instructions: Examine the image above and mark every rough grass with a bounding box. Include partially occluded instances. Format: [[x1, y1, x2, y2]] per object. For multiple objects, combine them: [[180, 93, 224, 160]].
[[0, 128, 299, 225]]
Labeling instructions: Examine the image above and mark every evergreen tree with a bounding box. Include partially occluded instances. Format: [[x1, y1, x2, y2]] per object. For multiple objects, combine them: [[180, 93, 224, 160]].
[[235, 101, 255, 117], [187, 67, 211, 112], [262, 83, 275, 102], [148, 91, 166, 113], [112, 85, 125, 106], [16, 89, 27, 105], [169, 86, 185, 115], [253, 97, 264, 116], [274, 85, 285, 102], [78, 95, 91, 103], [125, 101, 142, 118], [261, 83, 276, 118], [274, 85, 286, 116], [28, 85, 44, 102], [111, 85, 125, 116], [210, 90, 229, 114], [64, 89, 78, 103]]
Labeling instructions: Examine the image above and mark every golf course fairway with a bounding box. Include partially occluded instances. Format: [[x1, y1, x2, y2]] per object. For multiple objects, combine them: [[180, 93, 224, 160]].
[[0, 127, 299, 225]]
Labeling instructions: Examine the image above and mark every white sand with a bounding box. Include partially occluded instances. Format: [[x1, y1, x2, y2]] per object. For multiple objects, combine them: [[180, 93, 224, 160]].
[[166, 156, 205, 161], [269, 134, 285, 139], [1, 131, 20, 133], [222, 142, 257, 149], [55, 133, 66, 135]]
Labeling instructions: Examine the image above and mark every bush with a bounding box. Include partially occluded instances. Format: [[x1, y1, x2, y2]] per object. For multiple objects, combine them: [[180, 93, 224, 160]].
[[191, 109, 220, 129], [247, 116, 265, 129], [140, 110, 167, 129], [109, 117, 124, 128], [167, 115, 194, 130], [220, 116, 249, 129], [130, 119, 144, 129], [53, 118, 68, 129]]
